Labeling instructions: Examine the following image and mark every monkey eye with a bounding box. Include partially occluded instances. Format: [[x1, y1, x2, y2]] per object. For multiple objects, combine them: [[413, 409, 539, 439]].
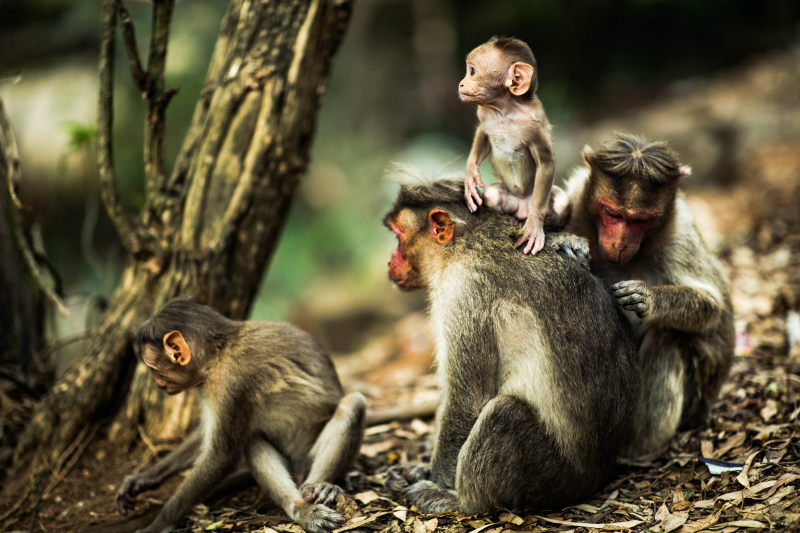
[[604, 207, 623, 220], [470, 66, 476, 75]]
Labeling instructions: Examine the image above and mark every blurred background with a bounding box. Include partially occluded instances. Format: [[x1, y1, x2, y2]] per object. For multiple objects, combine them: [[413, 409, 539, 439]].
[[1, 0, 799, 359]]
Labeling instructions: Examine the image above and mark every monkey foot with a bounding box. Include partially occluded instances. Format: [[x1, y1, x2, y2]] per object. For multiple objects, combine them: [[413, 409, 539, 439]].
[[300, 481, 342, 508], [405, 479, 459, 514], [296, 502, 344, 533]]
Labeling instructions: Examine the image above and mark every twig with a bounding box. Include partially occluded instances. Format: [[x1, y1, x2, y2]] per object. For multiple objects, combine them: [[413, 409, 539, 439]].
[[43, 423, 99, 499], [0, 96, 69, 317], [366, 399, 439, 426], [26, 491, 42, 533], [98, 0, 141, 254], [114, 0, 147, 91]]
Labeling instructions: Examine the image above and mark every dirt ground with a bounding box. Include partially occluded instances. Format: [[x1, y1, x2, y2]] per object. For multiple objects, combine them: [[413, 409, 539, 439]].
[[3, 47, 800, 533]]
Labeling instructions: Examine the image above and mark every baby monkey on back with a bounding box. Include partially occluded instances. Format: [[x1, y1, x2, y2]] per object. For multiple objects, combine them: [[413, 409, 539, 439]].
[[459, 36, 567, 254]]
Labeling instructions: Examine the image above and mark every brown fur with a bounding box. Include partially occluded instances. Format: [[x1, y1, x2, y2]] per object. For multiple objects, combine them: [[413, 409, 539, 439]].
[[566, 133, 735, 456], [118, 300, 366, 533]]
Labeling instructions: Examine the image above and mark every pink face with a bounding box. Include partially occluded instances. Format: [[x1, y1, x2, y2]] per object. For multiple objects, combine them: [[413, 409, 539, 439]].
[[596, 198, 661, 264], [385, 218, 423, 291], [458, 45, 505, 104]]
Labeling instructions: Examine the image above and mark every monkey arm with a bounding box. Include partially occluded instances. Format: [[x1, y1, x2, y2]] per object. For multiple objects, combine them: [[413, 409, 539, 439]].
[[465, 128, 491, 212], [526, 129, 556, 221], [429, 315, 498, 488], [116, 427, 203, 515], [467, 127, 490, 173], [612, 281, 721, 333], [144, 408, 246, 532]]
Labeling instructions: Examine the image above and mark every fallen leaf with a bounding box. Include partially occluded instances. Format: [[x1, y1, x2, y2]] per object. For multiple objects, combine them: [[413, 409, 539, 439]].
[[355, 490, 380, 504], [535, 515, 643, 529], [498, 512, 523, 525]]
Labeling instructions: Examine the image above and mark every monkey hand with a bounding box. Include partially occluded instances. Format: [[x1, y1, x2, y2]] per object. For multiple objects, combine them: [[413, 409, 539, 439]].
[[300, 481, 342, 508], [116, 473, 157, 515], [295, 501, 345, 533], [611, 280, 653, 318], [515, 215, 545, 255], [385, 463, 431, 500], [548, 233, 590, 268], [464, 169, 484, 212]]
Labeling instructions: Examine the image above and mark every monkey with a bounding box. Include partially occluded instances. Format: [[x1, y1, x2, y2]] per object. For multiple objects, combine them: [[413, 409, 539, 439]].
[[563, 133, 735, 457], [458, 36, 569, 255], [115, 299, 366, 533], [381, 173, 639, 514]]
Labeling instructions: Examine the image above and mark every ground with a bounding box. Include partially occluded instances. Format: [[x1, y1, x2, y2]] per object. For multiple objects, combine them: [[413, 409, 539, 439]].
[[2, 46, 800, 533]]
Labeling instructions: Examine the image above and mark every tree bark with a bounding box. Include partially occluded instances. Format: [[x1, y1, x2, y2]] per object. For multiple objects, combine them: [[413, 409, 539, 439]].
[[5, 0, 353, 499]]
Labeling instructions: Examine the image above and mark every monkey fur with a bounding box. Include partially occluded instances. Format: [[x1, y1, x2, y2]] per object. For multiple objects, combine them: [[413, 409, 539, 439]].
[[116, 299, 366, 533], [565, 133, 735, 457], [459, 36, 568, 254], [383, 175, 639, 513]]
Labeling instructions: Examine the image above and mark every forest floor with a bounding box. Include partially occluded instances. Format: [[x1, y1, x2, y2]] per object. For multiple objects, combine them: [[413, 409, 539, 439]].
[[3, 47, 800, 533]]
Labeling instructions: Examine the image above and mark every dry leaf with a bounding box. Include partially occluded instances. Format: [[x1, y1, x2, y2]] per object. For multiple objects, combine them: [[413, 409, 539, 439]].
[[355, 490, 381, 504], [498, 512, 523, 525]]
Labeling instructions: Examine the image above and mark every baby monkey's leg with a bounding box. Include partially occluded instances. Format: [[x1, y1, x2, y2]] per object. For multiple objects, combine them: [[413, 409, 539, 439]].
[[483, 183, 530, 220]]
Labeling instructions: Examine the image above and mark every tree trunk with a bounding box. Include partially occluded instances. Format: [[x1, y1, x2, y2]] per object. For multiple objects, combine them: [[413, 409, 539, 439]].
[[5, 0, 353, 498]]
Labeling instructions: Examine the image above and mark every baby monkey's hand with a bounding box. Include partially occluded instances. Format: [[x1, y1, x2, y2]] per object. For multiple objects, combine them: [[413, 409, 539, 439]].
[[515, 214, 545, 255], [464, 168, 484, 213]]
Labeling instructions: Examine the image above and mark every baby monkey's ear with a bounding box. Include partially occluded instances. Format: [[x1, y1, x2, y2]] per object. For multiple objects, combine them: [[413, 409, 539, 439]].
[[505, 62, 534, 96]]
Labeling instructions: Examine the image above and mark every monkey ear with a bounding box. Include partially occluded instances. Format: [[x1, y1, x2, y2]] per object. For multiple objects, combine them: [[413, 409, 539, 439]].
[[505, 62, 534, 96], [678, 165, 692, 178], [162, 330, 192, 366], [428, 209, 455, 244], [582, 145, 595, 166]]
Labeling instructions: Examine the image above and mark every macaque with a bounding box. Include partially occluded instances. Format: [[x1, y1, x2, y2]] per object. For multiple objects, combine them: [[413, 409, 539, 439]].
[[459, 36, 568, 254], [564, 133, 735, 456], [116, 299, 366, 533], [382, 174, 639, 513]]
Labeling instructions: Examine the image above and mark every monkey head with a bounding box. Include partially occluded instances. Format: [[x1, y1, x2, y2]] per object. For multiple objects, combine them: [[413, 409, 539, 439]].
[[139, 330, 204, 394], [384, 178, 468, 291], [384, 207, 455, 291], [582, 134, 691, 264], [459, 37, 538, 105]]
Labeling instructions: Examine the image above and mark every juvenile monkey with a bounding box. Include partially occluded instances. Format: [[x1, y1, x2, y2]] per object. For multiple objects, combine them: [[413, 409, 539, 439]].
[[459, 36, 567, 254], [116, 299, 366, 533], [382, 174, 638, 513], [564, 133, 734, 456]]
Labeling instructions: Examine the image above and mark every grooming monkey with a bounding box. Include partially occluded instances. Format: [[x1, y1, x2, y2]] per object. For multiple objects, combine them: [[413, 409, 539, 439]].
[[383, 175, 638, 513], [116, 299, 366, 533], [564, 133, 735, 456], [459, 36, 569, 254]]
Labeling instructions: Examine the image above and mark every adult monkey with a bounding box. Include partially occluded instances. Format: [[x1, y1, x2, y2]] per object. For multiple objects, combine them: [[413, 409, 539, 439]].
[[383, 175, 639, 513], [565, 133, 735, 456]]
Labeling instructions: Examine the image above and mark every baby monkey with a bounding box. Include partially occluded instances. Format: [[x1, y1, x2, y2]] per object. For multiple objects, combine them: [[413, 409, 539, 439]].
[[459, 36, 567, 254], [116, 299, 366, 533]]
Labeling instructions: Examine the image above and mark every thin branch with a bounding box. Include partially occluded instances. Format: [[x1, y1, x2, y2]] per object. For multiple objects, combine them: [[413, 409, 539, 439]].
[[0, 96, 69, 318], [143, 0, 176, 193], [115, 0, 147, 92], [0, 97, 22, 208], [97, 0, 141, 254]]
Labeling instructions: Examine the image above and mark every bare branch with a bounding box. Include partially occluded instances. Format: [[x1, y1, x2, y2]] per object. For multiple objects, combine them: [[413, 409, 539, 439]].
[[97, 0, 141, 254], [143, 0, 176, 192], [0, 96, 69, 317], [115, 0, 147, 91], [0, 96, 22, 208]]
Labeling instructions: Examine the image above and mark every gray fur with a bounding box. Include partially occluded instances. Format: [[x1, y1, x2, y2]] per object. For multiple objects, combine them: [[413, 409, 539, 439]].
[[566, 134, 735, 457], [384, 179, 639, 513]]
